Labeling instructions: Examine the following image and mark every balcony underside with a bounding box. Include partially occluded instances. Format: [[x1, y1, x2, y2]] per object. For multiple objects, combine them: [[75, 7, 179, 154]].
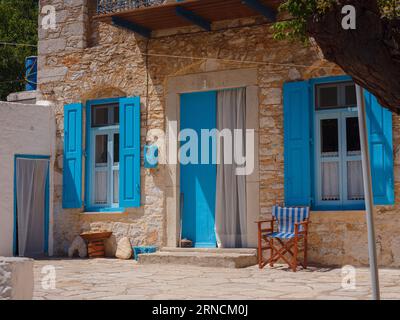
[[95, 0, 281, 36]]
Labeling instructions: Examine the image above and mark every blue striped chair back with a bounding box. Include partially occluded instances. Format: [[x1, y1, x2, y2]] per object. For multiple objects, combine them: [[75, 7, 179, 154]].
[[272, 206, 310, 233]]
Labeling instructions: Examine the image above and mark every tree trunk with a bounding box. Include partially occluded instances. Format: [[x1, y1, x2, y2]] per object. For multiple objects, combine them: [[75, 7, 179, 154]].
[[307, 0, 400, 113]]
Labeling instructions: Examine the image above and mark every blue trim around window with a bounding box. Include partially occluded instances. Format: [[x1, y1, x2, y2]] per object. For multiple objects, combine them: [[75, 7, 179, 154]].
[[314, 111, 365, 211], [85, 97, 126, 213], [309, 75, 366, 211], [13, 154, 50, 256], [84, 207, 126, 213]]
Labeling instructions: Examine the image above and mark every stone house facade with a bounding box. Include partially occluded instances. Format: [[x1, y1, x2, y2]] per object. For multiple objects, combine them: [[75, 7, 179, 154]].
[[36, 0, 400, 267]]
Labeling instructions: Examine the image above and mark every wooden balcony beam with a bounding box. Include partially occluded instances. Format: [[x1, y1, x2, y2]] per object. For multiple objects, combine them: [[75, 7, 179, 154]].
[[242, 0, 277, 22], [111, 16, 152, 38], [175, 6, 211, 31], [95, 1, 282, 32]]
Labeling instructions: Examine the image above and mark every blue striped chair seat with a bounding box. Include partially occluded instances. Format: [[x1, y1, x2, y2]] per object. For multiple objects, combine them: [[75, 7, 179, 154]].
[[268, 206, 310, 238], [267, 232, 304, 239]]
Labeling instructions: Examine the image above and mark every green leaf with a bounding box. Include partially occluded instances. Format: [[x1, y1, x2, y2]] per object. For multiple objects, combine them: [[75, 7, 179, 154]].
[[273, 0, 399, 42]]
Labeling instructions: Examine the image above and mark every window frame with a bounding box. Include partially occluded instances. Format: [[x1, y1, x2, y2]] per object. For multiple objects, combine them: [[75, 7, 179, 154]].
[[310, 75, 365, 211], [315, 81, 356, 110], [315, 111, 365, 210], [91, 103, 120, 128], [85, 97, 125, 213], [90, 127, 120, 209]]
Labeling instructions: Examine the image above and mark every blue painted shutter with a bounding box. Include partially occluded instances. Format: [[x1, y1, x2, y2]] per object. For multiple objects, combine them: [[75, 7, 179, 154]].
[[365, 91, 394, 205], [63, 103, 83, 209], [119, 97, 141, 208], [283, 81, 312, 206]]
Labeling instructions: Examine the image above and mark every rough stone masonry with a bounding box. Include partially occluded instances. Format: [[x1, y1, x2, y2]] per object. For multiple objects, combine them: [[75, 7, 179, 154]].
[[0, 258, 34, 300], [36, 0, 400, 267]]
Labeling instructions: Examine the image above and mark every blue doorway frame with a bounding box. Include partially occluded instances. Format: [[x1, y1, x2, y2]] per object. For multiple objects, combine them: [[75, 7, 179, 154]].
[[13, 154, 50, 256], [180, 91, 217, 248]]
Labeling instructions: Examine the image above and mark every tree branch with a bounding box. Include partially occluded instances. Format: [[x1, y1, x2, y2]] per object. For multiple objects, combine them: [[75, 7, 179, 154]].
[[306, 0, 400, 113]]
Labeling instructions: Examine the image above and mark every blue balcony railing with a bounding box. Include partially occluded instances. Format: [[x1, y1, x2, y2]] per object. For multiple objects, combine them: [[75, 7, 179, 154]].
[[96, 0, 168, 15]]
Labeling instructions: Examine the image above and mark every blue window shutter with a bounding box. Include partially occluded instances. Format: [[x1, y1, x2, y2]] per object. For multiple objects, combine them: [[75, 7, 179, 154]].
[[119, 97, 141, 208], [63, 103, 83, 209], [283, 81, 312, 206], [365, 91, 394, 205]]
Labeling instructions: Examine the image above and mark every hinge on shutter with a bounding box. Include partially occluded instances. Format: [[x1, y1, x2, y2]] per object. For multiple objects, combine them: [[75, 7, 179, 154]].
[[83, 149, 88, 157]]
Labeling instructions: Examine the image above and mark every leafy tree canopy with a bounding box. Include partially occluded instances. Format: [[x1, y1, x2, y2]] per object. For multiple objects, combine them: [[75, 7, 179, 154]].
[[0, 0, 38, 100], [273, 0, 400, 113], [273, 0, 399, 42]]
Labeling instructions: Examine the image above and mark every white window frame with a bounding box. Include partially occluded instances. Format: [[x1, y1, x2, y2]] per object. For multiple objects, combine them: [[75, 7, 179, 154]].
[[314, 81, 364, 209], [89, 104, 120, 209]]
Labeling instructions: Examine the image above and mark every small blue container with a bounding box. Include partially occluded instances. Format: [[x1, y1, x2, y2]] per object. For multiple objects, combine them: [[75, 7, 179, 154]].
[[25, 56, 37, 91], [133, 246, 157, 261], [144, 145, 159, 169]]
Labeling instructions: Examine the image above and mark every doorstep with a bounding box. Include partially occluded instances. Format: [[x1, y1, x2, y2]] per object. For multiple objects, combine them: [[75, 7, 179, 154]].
[[138, 247, 258, 269]]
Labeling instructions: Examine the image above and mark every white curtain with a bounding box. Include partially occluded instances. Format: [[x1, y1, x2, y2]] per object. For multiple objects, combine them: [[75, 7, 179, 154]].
[[113, 170, 119, 204], [16, 158, 49, 257], [321, 162, 340, 201], [347, 160, 364, 200], [215, 88, 247, 248], [95, 171, 107, 204]]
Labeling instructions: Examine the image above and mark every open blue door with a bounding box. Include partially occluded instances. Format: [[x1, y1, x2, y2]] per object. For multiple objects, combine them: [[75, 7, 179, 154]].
[[180, 91, 217, 248]]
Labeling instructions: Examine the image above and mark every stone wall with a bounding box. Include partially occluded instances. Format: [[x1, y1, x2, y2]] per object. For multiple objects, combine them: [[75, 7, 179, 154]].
[[309, 210, 400, 267], [0, 258, 34, 300], [37, 1, 400, 267]]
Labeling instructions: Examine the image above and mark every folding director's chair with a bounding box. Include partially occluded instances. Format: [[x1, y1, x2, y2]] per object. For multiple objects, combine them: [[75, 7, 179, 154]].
[[257, 205, 310, 272]]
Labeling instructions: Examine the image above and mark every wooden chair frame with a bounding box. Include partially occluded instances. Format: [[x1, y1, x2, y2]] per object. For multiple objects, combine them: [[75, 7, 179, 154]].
[[257, 217, 310, 272]]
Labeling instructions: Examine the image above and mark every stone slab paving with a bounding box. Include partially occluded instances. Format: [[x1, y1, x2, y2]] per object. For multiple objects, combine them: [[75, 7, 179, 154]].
[[33, 259, 400, 300]]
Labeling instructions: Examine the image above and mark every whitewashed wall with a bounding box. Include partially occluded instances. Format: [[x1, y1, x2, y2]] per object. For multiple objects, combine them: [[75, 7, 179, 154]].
[[0, 102, 56, 257]]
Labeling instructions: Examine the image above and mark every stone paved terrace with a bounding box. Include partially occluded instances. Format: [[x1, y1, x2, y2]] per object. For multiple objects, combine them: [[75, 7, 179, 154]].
[[33, 259, 400, 300]]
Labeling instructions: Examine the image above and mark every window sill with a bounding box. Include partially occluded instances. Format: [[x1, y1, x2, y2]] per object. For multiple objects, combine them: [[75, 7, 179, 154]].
[[82, 208, 126, 215], [312, 204, 365, 211], [311, 210, 365, 215]]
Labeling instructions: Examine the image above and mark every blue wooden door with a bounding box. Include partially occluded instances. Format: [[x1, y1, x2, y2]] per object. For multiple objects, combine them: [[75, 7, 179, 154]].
[[180, 91, 217, 248]]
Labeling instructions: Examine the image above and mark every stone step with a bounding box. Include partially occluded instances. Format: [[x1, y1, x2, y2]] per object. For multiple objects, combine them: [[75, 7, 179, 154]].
[[138, 249, 258, 269], [160, 247, 257, 255]]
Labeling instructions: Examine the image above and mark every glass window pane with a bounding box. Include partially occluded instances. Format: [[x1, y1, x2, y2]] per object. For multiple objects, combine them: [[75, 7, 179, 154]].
[[318, 86, 338, 109], [321, 119, 339, 157], [114, 106, 119, 125], [95, 135, 108, 165], [95, 171, 107, 205], [92, 107, 108, 127], [346, 117, 361, 156], [113, 170, 119, 204], [114, 134, 120, 164], [345, 84, 357, 106], [347, 161, 364, 200], [91, 104, 119, 127], [321, 162, 340, 201]]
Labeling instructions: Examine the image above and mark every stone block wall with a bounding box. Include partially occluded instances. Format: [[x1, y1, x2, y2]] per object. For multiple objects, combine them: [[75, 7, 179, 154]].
[[309, 209, 400, 267], [38, 0, 89, 86], [37, 0, 400, 267]]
